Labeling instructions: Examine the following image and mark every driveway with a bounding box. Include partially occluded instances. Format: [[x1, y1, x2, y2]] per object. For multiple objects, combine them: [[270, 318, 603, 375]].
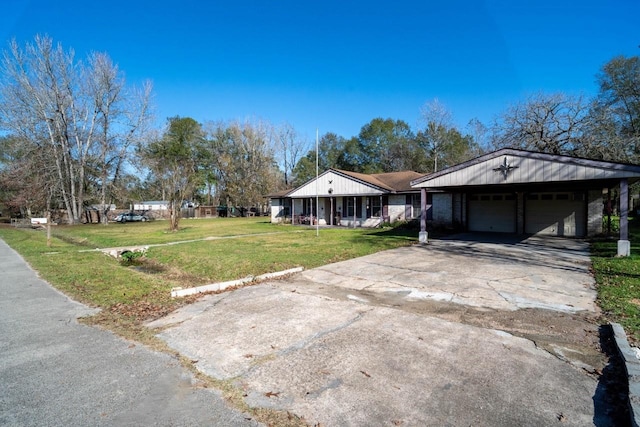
[[148, 234, 616, 426]]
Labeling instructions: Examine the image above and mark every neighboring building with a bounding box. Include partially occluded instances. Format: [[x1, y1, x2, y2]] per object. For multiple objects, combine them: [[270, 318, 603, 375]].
[[270, 169, 430, 227], [133, 201, 169, 211]]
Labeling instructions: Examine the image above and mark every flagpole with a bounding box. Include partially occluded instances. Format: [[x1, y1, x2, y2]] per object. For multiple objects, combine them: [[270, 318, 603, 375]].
[[316, 128, 319, 237]]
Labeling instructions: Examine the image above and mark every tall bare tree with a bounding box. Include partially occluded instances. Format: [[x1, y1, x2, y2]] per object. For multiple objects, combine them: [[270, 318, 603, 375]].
[[87, 53, 152, 223], [0, 35, 152, 224], [589, 55, 640, 162], [490, 93, 590, 155], [206, 120, 280, 212], [274, 122, 308, 188], [418, 99, 478, 171], [419, 99, 455, 172]]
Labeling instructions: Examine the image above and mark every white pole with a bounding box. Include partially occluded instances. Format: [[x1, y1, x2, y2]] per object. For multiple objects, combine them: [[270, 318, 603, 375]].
[[316, 128, 319, 237]]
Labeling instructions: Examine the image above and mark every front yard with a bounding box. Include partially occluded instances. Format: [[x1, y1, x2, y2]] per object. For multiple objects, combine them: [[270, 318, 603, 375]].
[[0, 218, 417, 337], [2, 216, 640, 426], [1, 215, 639, 345]]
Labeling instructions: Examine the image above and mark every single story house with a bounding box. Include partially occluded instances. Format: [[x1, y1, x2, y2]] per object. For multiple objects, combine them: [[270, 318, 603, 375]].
[[411, 148, 640, 255], [269, 149, 640, 255], [270, 169, 433, 227]]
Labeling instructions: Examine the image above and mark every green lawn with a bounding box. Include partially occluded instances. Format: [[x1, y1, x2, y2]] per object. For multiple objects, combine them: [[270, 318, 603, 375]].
[[0, 218, 417, 318], [591, 217, 640, 344]]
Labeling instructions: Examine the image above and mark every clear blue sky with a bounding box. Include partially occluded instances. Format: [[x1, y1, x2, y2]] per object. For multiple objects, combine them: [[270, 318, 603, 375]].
[[2, 0, 639, 143]]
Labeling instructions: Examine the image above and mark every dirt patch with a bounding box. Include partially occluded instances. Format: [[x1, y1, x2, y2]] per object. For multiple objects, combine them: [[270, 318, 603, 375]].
[[292, 281, 606, 371], [129, 257, 211, 287]]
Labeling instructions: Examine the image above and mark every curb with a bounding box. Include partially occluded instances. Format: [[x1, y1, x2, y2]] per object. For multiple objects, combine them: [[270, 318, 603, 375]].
[[611, 322, 640, 427], [170, 267, 304, 298]]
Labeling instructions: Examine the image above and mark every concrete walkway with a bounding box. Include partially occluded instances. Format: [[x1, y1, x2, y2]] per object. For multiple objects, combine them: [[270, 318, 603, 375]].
[[149, 234, 613, 426], [0, 239, 259, 427]]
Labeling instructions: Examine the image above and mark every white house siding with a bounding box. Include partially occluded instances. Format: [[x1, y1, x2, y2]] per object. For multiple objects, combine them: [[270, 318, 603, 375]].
[[432, 193, 452, 225], [134, 202, 168, 211], [270, 198, 288, 224], [288, 170, 384, 198]]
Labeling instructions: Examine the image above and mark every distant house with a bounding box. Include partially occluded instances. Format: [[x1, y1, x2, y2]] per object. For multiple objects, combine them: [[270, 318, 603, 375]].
[[133, 201, 169, 211], [269, 169, 437, 227]]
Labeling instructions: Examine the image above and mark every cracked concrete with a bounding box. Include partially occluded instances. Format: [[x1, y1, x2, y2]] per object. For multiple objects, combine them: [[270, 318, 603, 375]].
[[149, 233, 612, 426], [301, 234, 597, 313]]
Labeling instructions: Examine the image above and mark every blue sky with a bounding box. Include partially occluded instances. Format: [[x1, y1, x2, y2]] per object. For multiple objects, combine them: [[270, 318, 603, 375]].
[[2, 0, 639, 143]]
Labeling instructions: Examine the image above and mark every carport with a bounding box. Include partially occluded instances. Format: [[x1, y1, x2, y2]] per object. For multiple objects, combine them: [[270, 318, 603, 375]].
[[411, 148, 640, 256]]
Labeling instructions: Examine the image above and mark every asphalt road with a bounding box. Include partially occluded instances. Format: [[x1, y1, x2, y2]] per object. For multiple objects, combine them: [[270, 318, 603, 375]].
[[0, 239, 260, 427]]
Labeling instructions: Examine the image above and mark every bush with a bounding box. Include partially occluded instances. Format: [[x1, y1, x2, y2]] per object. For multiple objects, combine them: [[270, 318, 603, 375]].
[[120, 250, 144, 264]]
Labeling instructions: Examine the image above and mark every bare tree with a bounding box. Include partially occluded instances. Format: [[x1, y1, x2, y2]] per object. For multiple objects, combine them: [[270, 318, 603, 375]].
[[0, 35, 152, 224], [418, 99, 454, 172], [207, 119, 280, 212], [87, 53, 152, 224], [273, 122, 309, 188], [589, 55, 640, 162], [490, 93, 590, 155], [418, 99, 478, 171]]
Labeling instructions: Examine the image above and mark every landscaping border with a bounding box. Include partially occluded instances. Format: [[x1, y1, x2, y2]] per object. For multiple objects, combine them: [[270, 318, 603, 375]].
[[170, 267, 304, 297]]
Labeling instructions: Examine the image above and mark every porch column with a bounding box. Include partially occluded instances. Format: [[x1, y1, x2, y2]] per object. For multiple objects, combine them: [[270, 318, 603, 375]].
[[330, 197, 334, 226], [419, 188, 428, 244], [292, 199, 295, 224], [310, 197, 314, 225], [353, 196, 356, 228], [618, 178, 630, 256]]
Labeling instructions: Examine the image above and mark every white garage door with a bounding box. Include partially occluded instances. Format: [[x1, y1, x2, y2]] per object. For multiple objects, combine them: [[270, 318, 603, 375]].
[[468, 193, 516, 233], [525, 192, 586, 237]]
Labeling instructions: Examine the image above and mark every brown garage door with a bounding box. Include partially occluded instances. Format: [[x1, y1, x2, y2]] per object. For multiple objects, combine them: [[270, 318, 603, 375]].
[[468, 193, 516, 233], [525, 192, 586, 237]]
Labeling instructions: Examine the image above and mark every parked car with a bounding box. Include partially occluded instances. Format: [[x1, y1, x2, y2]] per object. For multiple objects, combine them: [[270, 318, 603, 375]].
[[114, 212, 149, 223]]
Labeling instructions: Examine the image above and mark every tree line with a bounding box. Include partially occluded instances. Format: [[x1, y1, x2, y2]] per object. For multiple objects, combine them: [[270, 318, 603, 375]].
[[1, 35, 638, 230]]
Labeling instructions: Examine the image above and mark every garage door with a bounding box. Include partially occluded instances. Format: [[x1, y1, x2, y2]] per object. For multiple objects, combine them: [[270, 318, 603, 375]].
[[525, 192, 586, 237], [468, 193, 516, 233]]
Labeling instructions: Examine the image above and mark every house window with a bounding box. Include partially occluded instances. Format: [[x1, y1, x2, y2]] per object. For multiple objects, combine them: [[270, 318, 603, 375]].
[[302, 198, 316, 215], [346, 197, 355, 217], [371, 197, 382, 218]]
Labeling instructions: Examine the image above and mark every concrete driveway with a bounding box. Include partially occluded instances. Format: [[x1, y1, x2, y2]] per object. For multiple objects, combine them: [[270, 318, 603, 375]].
[[148, 234, 613, 426], [301, 233, 598, 313]]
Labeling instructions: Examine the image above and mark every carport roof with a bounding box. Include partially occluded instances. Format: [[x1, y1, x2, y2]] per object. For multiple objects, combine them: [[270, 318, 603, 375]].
[[411, 148, 640, 189]]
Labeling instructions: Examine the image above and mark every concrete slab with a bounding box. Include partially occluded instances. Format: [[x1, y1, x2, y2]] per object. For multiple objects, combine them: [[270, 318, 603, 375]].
[[150, 234, 611, 426], [301, 234, 597, 313]]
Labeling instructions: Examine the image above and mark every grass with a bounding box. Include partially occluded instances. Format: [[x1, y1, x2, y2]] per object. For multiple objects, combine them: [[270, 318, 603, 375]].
[[0, 217, 417, 309], [50, 216, 282, 247], [591, 217, 640, 345]]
